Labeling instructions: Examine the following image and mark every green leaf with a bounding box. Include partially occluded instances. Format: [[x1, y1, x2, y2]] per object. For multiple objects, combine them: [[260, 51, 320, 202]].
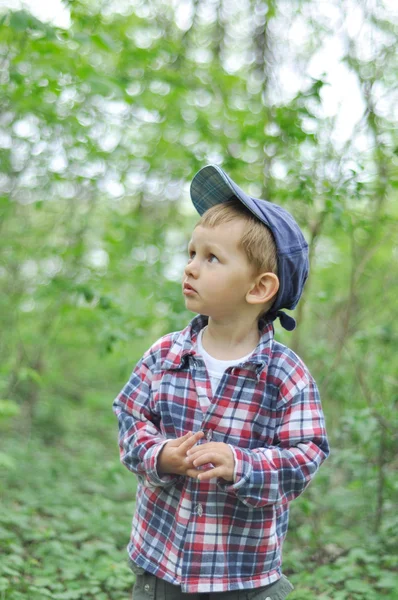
[[0, 452, 16, 469], [9, 10, 31, 31], [375, 573, 398, 589], [0, 577, 10, 592], [345, 578, 372, 594], [0, 399, 20, 419], [99, 296, 112, 310], [18, 368, 42, 385], [92, 33, 119, 52]]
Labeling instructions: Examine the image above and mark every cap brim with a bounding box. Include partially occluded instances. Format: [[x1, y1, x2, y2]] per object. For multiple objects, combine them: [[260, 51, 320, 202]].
[[191, 164, 252, 212]]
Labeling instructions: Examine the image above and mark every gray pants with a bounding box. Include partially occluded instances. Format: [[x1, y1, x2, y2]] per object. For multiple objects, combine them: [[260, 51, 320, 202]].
[[131, 567, 293, 600]]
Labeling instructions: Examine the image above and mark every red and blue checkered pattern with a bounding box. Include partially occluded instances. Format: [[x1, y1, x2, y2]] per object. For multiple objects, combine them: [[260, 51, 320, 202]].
[[113, 315, 329, 593]]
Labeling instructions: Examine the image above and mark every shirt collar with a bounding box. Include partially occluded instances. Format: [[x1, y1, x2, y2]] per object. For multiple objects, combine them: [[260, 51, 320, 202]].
[[161, 314, 274, 373]]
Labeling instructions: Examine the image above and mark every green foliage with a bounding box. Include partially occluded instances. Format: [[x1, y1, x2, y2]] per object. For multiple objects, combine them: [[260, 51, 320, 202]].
[[0, 411, 136, 599], [0, 0, 397, 597], [0, 400, 20, 421]]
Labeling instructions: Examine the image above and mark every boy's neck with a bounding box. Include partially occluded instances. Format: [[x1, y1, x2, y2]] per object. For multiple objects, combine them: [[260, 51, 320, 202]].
[[202, 317, 260, 360]]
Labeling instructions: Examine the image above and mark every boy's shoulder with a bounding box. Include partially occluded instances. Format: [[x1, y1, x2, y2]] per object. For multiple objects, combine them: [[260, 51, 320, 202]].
[[142, 329, 181, 362], [142, 319, 197, 371], [266, 338, 315, 402], [268, 338, 309, 373]]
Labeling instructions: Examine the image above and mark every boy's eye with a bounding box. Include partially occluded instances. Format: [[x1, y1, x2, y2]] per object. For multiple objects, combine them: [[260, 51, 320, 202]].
[[208, 254, 219, 263], [189, 250, 196, 260]]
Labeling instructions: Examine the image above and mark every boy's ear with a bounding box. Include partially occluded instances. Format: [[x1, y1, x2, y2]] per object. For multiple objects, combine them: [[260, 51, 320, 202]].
[[246, 272, 279, 306]]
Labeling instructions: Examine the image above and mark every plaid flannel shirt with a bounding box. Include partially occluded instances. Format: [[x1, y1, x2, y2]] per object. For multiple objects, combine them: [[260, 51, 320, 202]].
[[113, 315, 329, 593]]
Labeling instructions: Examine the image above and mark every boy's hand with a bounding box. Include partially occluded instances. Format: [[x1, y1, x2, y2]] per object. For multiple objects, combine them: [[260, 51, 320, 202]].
[[185, 442, 235, 482], [157, 431, 205, 478]]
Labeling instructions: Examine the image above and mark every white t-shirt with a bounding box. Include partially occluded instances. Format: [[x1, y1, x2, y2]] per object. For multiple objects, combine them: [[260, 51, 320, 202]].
[[197, 328, 254, 409]]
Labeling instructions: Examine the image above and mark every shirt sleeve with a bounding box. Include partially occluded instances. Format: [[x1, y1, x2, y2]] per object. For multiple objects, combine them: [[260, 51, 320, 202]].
[[112, 353, 179, 489], [218, 375, 329, 508]]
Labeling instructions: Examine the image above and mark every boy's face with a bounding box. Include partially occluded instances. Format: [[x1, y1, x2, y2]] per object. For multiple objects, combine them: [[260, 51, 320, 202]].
[[183, 219, 256, 320]]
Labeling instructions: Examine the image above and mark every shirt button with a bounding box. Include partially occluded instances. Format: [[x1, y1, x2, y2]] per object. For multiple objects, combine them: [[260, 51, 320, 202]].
[[196, 503, 203, 517], [144, 584, 151, 592], [206, 429, 212, 441]]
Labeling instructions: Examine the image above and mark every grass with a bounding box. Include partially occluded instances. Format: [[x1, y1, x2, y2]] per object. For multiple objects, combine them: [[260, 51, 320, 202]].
[[0, 401, 136, 600]]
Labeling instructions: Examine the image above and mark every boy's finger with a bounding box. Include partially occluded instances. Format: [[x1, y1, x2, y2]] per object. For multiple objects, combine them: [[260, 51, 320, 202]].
[[197, 467, 221, 481], [191, 452, 217, 468], [185, 468, 201, 479], [186, 441, 217, 456], [180, 430, 204, 451], [169, 432, 192, 447]]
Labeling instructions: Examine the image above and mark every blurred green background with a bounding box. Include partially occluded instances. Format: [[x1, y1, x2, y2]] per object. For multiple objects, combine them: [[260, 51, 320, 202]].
[[0, 1, 397, 599]]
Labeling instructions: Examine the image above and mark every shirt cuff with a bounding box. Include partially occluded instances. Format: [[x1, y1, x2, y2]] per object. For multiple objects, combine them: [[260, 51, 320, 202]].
[[217, 446, 252, 492], [143, 439, 180, 488]]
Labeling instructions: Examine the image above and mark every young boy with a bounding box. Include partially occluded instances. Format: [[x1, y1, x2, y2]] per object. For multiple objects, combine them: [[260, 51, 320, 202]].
[[113, 164, 329, 600]]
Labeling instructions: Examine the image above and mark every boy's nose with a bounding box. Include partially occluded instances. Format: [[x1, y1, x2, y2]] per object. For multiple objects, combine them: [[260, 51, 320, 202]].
[[184, 258, 199, 278]]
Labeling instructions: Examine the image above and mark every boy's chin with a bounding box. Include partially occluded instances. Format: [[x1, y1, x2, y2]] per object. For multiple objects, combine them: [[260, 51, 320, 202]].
[[183, 302, 210, 319]]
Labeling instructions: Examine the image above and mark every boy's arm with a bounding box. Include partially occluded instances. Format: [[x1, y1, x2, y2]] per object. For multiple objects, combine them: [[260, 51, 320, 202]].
[[113, 354, 176, 488], [187, 375, 329, 508], [221, 376, 329, 508]]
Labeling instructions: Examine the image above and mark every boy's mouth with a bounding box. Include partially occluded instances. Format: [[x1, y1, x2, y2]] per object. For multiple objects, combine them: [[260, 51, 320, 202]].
[[183, 282, 197, 295]]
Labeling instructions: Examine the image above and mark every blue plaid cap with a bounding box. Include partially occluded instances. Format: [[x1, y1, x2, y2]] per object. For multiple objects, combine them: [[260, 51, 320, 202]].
[[190, 164, 309, 331]]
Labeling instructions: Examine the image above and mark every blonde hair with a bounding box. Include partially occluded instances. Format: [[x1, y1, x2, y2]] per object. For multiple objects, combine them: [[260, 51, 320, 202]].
[[196, 197, 278, 276]]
